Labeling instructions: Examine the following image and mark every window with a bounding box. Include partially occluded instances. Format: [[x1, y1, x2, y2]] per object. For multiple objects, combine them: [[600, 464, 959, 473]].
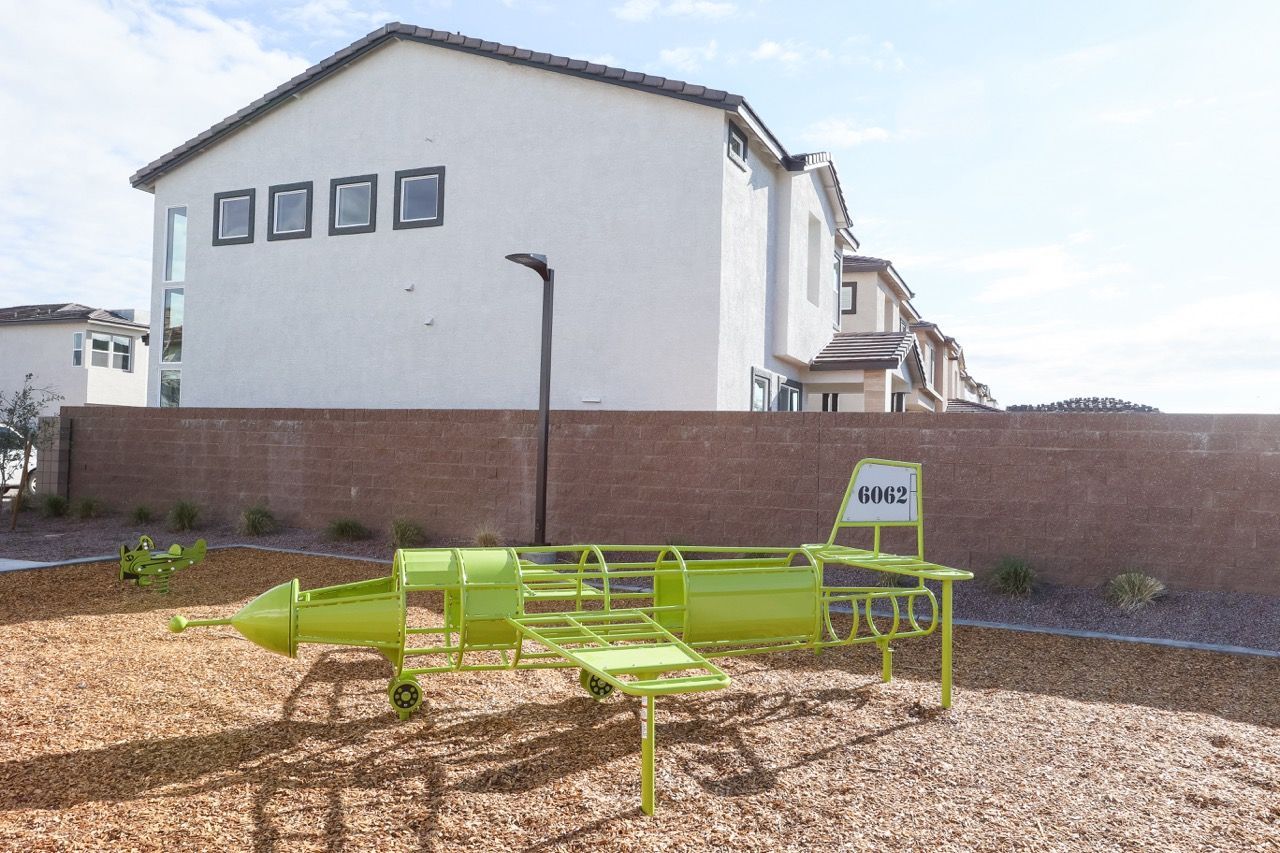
[[213, 189, 255, 245], [163, 288, 184, 364], [900, 318, 909, 334], [806, 215, 822, 306], [841, 281, 857, 315], [750, 369, 771, 412], [160, 370, 181, 408], [268, 182, 312, 240], [727, 123, 747, 166], [164, 206, 187, 281], [831, 253, 842, 328], [822, 392, 839, 412], [778, 380, 802, 412], [329, 174, 377, 235], [393, 167, 445, 229], [71, 332, 83, 366], [891, 392, 907, 412], [924, 342, 936, 387], [88, 333, 132, 371]]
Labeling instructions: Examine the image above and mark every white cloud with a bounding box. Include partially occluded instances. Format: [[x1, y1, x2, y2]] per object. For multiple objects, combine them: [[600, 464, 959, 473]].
[[657, 40, 718, 72], [749, 39, 831, 66], [613, 0, 736, 22], [836, 38, 905, 72], [0, 1, 308, 312], [799, 117, 892, 148], [583, 53, 619, 66], [281, 0, 391, 39]]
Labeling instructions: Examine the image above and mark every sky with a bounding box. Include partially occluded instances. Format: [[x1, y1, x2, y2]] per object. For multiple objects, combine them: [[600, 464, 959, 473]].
[[1, 0, 1278, 412]]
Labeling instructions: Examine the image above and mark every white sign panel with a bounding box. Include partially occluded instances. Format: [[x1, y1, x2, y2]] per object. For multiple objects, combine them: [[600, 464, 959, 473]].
[[842, 463, 919, 523]]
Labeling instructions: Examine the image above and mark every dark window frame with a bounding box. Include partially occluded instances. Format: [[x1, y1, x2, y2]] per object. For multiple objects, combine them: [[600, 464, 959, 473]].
[[727, 123, 748, 167], [267, 181, 313, 241], [842, 281, 858, 315], [750, 368, 771, 412], [328, 174, 378, 236], [779, 378, 803, 412], [891, 391, 907, 412], [393, 166, 446, 230], [212, 188, 255, 246], [822, 392, 839, 412]]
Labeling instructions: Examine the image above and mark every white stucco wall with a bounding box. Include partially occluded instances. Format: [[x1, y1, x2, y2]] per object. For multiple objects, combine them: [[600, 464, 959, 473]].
[[147, 39, 725, 410]]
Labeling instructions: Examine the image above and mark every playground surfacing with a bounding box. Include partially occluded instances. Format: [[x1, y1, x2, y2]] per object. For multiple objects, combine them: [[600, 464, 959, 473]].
[[0, 550, 1276, 852]]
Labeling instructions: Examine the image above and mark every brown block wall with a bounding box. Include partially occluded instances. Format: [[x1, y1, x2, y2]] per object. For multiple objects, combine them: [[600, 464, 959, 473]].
[[59, 407, 1280, 593]]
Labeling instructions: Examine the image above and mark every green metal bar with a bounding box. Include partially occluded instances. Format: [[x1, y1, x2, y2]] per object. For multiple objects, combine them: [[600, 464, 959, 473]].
[[642, 695, 656, 816], [942, 579, 954, 709]]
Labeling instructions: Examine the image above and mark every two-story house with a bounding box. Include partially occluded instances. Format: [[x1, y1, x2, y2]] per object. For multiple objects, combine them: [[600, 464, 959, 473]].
[[0, 304, 150, 415], [131, 23, 861, 412]]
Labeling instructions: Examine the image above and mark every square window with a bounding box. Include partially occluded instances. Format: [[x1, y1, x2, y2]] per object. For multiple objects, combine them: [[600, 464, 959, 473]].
[[393, 167, 445, 229], [213, 189, 255, 245], [329, 174, 377, 235], [779, 380, 802, 412], [268, 182, 312, 240], [750, 369, 771, 412], [112, 335, 132, 371], [728, 123, 748, 166]]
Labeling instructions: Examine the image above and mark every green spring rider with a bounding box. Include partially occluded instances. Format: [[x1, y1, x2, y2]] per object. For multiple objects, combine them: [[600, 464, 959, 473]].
[[119, 535, 207, 593]]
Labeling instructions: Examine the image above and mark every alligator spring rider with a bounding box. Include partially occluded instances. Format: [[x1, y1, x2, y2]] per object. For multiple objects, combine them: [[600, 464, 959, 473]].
[[120, 536, 206, 593], [169, 459, 972, 814]]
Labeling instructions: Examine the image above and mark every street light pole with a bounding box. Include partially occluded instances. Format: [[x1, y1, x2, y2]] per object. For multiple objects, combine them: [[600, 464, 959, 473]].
[[505, 253, 555, 546]]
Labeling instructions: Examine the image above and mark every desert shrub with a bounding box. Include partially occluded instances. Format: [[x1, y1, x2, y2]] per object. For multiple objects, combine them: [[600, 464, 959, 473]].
[[988, 557, 1035, 596], [72, 497, 102, 519], [239, 504, 280, 536], [390, 518, 426, 549], [1105, 571, 1165, 613], [474, 525, 502, 547], [40, 494, 69, 518], [168, 500, 200, 532], [130, 505, 155, 525], [327, 518, 372, 541]]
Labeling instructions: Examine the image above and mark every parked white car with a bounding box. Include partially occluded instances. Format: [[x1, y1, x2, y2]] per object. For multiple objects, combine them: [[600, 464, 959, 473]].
[[1, 423, 37, 497]]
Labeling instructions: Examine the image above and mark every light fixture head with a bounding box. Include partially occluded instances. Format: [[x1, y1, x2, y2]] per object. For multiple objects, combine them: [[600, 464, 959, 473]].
[[505, 252, 550, 280]]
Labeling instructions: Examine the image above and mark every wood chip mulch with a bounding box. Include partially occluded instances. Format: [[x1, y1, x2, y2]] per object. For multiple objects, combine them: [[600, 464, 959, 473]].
[[0, 550, 1276, 852]]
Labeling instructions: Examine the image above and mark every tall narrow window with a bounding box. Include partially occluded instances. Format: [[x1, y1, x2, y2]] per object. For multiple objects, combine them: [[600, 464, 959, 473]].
[[924, 342, 935, 387], [213, 189, 255, 245], [160, 370, 181, 408], [779, 380, 802, 412], [71, 332, 83, 366], [164, 206, 187, 282], [268, 181, 312, 240], [393, 167, 445, 229], [806, 215, 822, 306], [822, 392, 839, 412], [751, 369, 771, 412], [329, 174, 377, 235], [163, 288, 184, 364], [891, 392, 907, 412], [831, 253, 841, 328]]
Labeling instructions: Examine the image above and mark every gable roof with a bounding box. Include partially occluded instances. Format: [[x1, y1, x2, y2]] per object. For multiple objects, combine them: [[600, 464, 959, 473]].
[[810, 331, 921, 372], [946, 399, 1002, 413], [0, 303, 146, 329], [128, 22, 853, 229]]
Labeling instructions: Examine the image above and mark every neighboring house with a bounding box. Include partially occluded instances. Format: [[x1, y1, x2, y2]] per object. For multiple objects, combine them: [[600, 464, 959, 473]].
[[0, 304, 150, 415], [130, 22, 990, 414], [803, 256, 998, 412]]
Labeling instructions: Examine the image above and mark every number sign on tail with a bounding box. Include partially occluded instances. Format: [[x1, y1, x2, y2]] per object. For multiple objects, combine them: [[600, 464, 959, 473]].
[[840, 459, 920, 524]]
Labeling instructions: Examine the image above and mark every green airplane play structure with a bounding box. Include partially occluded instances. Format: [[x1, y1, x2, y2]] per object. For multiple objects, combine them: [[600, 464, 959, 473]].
[[120, 535, 206, 593], [169, 459, 972, 814]]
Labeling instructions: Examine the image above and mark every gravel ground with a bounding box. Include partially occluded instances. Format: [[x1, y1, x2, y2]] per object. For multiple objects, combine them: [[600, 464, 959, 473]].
[[0, 549, 1276, 852], [3, 509, 1279, 652]]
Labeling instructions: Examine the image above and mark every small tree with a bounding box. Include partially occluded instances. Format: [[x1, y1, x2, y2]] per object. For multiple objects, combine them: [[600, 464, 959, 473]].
[[1, 373, 62, 529]]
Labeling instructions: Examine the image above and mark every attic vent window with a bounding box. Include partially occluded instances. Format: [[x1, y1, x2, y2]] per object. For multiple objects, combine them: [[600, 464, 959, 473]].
[[727, 123, 747, 166], [213, 189, 255, 246], [394, 167, 446, 230], [330, 174, 377, 235], [268, 181, 313, 240]]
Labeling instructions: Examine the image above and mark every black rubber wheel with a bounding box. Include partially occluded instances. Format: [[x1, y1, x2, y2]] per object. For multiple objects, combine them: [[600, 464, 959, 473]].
[[579, 669, 615, 701]]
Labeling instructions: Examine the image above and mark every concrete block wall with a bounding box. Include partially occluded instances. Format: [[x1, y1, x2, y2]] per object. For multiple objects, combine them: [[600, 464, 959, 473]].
[[57, 407, 1280, 593]]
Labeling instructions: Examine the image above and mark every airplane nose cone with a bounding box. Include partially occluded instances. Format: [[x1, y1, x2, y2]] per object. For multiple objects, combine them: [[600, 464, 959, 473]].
[[231, 579, 299, 657]]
